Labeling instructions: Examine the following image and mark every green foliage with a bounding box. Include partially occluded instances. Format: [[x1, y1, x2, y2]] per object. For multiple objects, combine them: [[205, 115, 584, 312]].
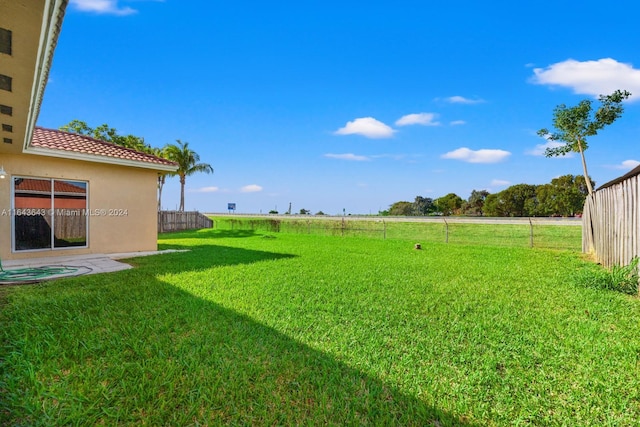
[[482, 193, 501, 216], [60, 119, 153, 153], [387, 201, 414, 216], [434, 193, 463, 216], [482, 176, 590, 217], [164, 140, 214, 211], [413, 196, 435, 215], [482, 184, 537, 217], [536, 174, 592, 216], [538, 90, 631, 195], [384, 197, 435, 216], [463, 189, 489, 216], [577, 257, 639, 295]]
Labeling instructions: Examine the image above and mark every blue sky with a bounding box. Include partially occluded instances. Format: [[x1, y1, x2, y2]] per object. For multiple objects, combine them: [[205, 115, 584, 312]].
[[38, 0, 640, 215]]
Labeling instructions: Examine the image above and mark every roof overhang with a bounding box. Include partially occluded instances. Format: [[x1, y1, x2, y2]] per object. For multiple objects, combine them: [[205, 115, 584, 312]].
[[0, 0, 68, 155], [26, 145, 179, 172], [1, 2, 178, 173]]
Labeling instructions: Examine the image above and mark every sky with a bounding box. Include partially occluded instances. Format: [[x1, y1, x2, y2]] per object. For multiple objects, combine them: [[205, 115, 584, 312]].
[[37, 0, 640, 215]]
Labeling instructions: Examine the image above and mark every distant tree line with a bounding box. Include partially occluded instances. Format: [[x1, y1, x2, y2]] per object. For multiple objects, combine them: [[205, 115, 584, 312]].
[[382, 174, 592, 217]]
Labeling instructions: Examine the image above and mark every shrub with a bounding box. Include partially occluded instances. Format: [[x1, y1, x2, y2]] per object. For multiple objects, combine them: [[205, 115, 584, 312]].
[[577, 257, 639, 295]]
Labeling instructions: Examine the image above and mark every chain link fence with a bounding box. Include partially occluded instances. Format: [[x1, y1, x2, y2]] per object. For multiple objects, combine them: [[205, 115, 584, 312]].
[[209, 216, 582, 251]]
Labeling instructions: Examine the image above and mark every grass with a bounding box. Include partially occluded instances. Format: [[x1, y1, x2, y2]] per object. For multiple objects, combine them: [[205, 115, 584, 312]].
[[211, 216, 582, 250], [1, 224, 639, 425]]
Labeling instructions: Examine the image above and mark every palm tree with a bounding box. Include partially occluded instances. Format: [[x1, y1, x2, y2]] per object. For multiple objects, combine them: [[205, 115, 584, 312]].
[[164, 140, 213, 211]]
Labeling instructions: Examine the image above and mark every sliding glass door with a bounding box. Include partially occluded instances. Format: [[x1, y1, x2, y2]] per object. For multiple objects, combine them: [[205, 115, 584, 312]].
[[13, 177, 88, 251]]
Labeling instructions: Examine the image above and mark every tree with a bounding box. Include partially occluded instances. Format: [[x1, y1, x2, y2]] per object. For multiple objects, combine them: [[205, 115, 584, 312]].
[[152, 145, 175, 211], [536, 174, 593, 217], [164, 140, 213, 211], [413, 196, 435, 215], [388, 201, 414, 216], [483, 184, 537, 217], [463, 189, 490, 216], [60, 119, 152, 153], [434, 193, 463, 216], [538, 90, 631, 196], [499, 184, 537, 217], [482, 193, 502, 217]]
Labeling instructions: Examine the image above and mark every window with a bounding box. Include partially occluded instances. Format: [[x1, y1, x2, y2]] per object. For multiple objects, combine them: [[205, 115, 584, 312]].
[[0, 74, 11, 92], [0, 28, 11, 55], [13, 177, 88, 251]]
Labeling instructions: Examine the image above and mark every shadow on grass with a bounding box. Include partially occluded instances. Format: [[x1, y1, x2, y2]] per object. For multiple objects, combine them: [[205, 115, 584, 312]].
[[158, 228, 259, 240], [0, 244, 478, 426], [129, 242, 295, 275]]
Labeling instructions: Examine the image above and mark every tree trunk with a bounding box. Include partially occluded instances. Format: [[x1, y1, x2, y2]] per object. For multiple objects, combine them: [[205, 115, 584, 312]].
[[157, 174, 165, 211], [179, 174, 185, 211], [577, 139, 594, 195]]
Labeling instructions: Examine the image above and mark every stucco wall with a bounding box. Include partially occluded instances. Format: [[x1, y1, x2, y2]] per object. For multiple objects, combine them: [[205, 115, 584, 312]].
[[0, 152, 159, 260]]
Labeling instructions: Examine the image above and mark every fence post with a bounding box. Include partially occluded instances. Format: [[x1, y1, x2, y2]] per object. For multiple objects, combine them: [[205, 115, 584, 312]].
[[529, 218, 534, 248], [383, 219, 386, 240], [444, 218, 449, 243]]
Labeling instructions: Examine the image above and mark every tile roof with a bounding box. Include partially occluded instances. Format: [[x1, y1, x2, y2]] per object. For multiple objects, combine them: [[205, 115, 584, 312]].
[[30, 127, 177, 169]]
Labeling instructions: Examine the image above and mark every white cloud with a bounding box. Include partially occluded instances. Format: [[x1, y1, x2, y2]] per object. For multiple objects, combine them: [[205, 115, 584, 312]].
[[189, 186, 219, 193], [70, 0, 137, 15], [445, 96, 485, 104], [395, 113, 440, 126], [324, 153, 371, 161], [241, 184, 263, 193], [526, 140, 574, 157], [491, 179, 511, 187], [334, 117, 395, 139], [611, 159, 640, 170], [441, 147, 511, 163], [531, 58, 640, 101], [371, 153, 407, 161], [449, 120, 466, 126]]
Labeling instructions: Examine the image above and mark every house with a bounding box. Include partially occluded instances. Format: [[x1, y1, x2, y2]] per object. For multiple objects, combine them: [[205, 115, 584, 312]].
[[0, 1, 178, 261], [582, 164, 640, 268]]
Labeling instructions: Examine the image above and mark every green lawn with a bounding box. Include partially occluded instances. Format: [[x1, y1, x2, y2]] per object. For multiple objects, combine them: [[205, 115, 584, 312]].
[[211, 216, 582, 250], [1, 226, 639, 425]]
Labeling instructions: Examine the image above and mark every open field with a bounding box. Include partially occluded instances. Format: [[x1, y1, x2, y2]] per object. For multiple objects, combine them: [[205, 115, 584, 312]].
[[2, 224, 639, 425], [210, 215, 582, 251]]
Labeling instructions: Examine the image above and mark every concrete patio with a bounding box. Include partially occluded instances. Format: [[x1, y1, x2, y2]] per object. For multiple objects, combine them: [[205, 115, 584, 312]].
[[0, 250, 188, 284]]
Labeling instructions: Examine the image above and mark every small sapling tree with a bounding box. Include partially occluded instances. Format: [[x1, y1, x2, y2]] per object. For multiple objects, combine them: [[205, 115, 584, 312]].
[[537, 89, 631, 196]]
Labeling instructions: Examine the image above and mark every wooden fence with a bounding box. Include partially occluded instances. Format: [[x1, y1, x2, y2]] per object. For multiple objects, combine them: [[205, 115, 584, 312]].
[[158, 210, 213, 233], [582, 171, 640, 267]]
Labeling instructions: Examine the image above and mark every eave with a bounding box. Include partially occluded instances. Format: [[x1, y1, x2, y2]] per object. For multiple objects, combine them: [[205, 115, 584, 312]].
[[25, 145, 179, 173]]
